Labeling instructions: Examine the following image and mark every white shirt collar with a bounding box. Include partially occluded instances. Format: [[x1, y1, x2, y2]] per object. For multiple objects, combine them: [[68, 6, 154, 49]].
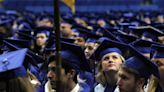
[[71, 84, 80, 92]]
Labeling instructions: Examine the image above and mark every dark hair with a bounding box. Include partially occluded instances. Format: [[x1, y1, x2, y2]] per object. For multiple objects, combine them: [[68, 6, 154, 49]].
[[120, 64, 147, 86], [48, 55, 78, 83]]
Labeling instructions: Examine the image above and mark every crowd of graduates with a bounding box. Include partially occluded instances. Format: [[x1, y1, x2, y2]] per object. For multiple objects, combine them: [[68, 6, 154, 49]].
[[0, 9, 163, 92]]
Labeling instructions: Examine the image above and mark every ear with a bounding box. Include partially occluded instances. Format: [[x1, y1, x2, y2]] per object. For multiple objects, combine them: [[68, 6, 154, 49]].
[[136, 78, 145, 87], [68, 69, 76, 79]]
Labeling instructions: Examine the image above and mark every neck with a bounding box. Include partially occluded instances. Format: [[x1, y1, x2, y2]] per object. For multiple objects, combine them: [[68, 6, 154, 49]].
[[69, 81, 77, 91], [63, 80, 76, 92], [104, 70, 118, 86]]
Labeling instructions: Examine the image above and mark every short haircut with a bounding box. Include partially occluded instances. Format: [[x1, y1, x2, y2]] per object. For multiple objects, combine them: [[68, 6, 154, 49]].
[[48, 55, 78, 83]]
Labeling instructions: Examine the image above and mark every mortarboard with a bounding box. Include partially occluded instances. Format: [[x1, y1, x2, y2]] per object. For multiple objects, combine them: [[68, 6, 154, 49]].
[[123, 46, 160, 79], [150, 44, 164, 59], [128, 26, 144, 38], [62, 16, 76, 25], [34, 26, 53, 38], [3, 38, 31, 49], [130, 39, 159, 54], [0, 18, 13, 28], [0, 48, 28, 79], [72, 26, 101, 41], [96, 27, 120, 42], [141, 26, 164, 42], [15, 29, 34, 41], [3, 39, 43, 65], [114, 32, 138, 44], [36, 14, 53, 23], [60, 41, 91, 72], [86, 38, 97, 43], [129, 26, 164, 41], [151, 23, 164, 32], [90, 39, 133, 61]]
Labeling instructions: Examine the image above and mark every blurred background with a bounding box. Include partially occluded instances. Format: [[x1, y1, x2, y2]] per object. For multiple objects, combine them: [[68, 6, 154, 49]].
[[0, 0, 164, 13]]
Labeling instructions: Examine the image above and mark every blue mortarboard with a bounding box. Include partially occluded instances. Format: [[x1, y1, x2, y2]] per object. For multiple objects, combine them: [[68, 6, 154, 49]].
[[72, 23, 93, 33], [105, 27, 120, 34], [114, 32, 138, 44], [3, 38, 31, 49], [151, 23, 164, 32], [0, 49, 28, 79], [123, 46, 160, 79], [90, 39, 132, 61], [3, 39, 43, 65], [16, 17, 33, 30], [72, 26, 101, 41], [140, 26, 163, 42], [62, 16, 76, 25], [60, 42, 91, 72], [36, 14, 53, 23], [118, 22, 136, 29], [34, 26, 53, 38], [96, 27, 120, 41], [133, 26, 164, 41], [0, 18, 13, 27], [129, 26, 146, 38], [130, 39, 159, 54], [15, 29, 34, 41], [86, 38, 97, 43], [150, 44, 164, 59]]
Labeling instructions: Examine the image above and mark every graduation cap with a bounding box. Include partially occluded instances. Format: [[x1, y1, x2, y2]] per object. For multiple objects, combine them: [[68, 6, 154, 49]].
[[0, 18, 13, 28], [128, 26, 143, 38], [123, 46, 160, 79], [3, 38, 31, 49], [130, 39, 159, 54], [15, 30, 34, 41], [34, 26, 53, 38], [151, 23, 164, 32], [141, 26, 164, 42], [129, 26, 164, 41], [60, 41, 91, 72], [36, 14, 53, 23], [150, 44, 164, 59], [3, 39, 43, 65], [0, 49, 28, 79], [62, 16, 76, 25], [86, 38, 97, 43], [96, 27, 120, 42], [90, 39, 133, 61], [114, 32, 138, 44], [72, 26, 101, 41]]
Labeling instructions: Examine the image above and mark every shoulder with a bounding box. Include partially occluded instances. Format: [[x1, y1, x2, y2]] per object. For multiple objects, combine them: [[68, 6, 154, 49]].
[[94, 83, 105, 92]]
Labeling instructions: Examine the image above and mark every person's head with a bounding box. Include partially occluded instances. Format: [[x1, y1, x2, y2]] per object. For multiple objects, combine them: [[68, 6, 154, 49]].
[[117, 49, 160, 92], [47, 54, 78, 90], [95, 40, 127, 72], [117, 64, 146, 92], [97, 18, 106, 27], [100, 48, 125, 72], [60, 22, 73, 37], [156, 14, 164, 23], [36, 16, 53, 27], [47, 42, 91, 90], [35, 27, 51, 47], [84, 39, 98, 59], [90, 40, 132, 85], [74, 36, 86, 47], [151, 45, 164, 82]]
